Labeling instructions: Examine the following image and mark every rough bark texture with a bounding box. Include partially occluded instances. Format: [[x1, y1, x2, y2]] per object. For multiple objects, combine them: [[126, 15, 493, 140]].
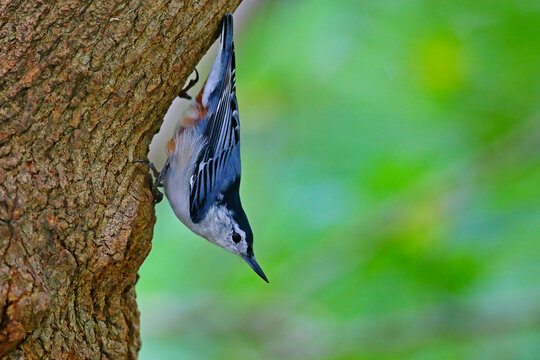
[[0, 0, 242, 358]]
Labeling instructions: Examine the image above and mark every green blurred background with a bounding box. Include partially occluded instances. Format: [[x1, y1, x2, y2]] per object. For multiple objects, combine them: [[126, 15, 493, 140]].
[[138, 0, 540, 358]]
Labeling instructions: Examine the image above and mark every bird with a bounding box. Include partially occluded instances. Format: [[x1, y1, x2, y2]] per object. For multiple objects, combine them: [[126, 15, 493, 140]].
[[136, 14, 268, 283]]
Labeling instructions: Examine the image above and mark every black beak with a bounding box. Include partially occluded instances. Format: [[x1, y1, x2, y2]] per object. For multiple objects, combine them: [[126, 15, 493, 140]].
[[242, 254, 269, 283]]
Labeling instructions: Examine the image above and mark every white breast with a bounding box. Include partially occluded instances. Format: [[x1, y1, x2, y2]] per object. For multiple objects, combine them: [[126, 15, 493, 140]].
[[163, 127, 206, 236]]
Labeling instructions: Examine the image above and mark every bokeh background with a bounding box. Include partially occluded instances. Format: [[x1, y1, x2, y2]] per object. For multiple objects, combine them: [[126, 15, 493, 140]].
[[137, 0, 540, 359]]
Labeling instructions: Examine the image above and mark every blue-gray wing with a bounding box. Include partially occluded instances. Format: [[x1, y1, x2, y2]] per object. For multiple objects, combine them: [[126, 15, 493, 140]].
[[189, 14, 241, 223]]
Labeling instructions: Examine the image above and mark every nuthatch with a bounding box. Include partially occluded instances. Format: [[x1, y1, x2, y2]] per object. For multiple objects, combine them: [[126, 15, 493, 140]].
[[137, 14, 268, 282]]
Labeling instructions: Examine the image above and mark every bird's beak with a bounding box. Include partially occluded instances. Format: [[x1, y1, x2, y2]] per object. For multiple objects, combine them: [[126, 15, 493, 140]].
[[242, 254, 269, 283]]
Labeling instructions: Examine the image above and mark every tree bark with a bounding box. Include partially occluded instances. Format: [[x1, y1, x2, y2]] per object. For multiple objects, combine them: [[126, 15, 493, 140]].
[[0, 0, 242, 358]]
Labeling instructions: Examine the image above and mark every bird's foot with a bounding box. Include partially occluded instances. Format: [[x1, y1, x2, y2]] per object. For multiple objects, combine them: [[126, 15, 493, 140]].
[[133, 160, 164, 203], [178, 69, 199, 100]]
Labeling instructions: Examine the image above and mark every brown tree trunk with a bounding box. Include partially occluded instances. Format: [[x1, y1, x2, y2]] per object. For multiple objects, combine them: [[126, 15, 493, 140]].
[[0, 0, 242, 358]]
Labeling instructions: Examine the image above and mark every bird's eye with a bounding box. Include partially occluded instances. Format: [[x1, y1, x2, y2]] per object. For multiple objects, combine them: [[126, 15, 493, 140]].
[[232, 232, 241, 243]]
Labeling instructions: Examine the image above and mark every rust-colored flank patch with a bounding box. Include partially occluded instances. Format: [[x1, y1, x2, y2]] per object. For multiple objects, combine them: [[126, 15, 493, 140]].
[[166, 137, 176, 155]]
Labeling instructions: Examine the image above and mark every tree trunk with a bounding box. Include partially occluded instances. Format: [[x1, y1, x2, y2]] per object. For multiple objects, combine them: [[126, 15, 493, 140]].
[[0, 0, 242, 358]]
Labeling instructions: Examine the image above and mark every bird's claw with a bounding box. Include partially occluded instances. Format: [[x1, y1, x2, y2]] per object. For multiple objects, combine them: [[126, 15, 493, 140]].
[[152, 190, 164, 204], [178, 69, 199, 100], [178, 91, 191, 100], [133, 159, 164, 204]]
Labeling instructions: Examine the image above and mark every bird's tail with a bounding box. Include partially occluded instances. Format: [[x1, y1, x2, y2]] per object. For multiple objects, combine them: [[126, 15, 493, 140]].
[[201, 13, 235, 109], [220, 13, 234, 53]]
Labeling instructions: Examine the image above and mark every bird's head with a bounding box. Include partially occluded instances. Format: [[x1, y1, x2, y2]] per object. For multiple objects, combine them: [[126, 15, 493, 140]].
[[201, 204, 268, 283]]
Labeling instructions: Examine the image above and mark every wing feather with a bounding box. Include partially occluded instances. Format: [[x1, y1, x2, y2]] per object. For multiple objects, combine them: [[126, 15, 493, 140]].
[[189, 14, 241, 223]]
